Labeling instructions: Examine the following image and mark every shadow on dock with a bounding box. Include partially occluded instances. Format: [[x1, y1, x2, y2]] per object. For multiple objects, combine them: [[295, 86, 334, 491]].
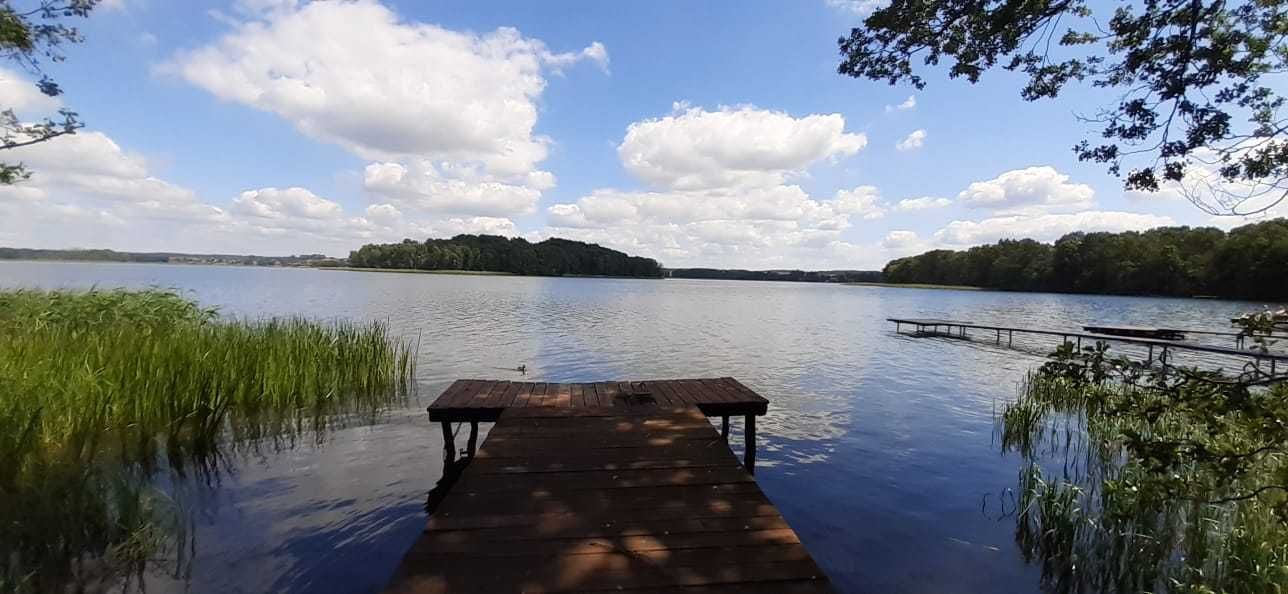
[[386, 389, 835, 594]]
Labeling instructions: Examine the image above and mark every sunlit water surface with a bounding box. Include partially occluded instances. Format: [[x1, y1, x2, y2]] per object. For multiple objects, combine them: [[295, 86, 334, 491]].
[[2, 261, 1275, 594]]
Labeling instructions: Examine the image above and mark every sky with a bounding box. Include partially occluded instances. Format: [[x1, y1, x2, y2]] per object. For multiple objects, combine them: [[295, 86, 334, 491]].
[[0, 0, 1283, 269]]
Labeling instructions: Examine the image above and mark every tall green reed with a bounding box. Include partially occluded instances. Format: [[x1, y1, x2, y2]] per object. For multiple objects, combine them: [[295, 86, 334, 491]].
[[0, 289, 414, 592], [999, 343, 1287, 594]]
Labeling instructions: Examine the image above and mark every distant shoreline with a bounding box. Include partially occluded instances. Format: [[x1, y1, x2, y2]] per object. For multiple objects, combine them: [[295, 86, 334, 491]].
[[324, 267, 668, 279], [845, 281, 982, 291], [322, 267, 516, 276], [0, 258, 319, 268]]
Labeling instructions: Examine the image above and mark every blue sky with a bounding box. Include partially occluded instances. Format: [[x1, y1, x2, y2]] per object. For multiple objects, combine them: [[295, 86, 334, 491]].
[[0, 0, 1278, 268]]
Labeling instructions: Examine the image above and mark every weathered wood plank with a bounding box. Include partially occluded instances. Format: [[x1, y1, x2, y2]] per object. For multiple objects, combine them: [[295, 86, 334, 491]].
[[425, 498, 783, 532], [427, 378, 769, 423], [385, 404, 833, 594], [422, 514, 793, 543]]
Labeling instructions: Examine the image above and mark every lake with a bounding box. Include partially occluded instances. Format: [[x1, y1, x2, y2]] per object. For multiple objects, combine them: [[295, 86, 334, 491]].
[[0, 260, 1272, 594]]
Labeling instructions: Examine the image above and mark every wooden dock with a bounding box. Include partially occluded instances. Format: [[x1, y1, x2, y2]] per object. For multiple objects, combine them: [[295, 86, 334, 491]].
[[385, 380, 835, 594], [888, 317, 1288, 378], [429, 378, 769, 470], [1082, 324, 1186, 340]]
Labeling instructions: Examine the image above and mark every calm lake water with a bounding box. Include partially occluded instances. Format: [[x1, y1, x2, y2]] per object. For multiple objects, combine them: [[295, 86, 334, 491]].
[[1, 261, 1276, 594]]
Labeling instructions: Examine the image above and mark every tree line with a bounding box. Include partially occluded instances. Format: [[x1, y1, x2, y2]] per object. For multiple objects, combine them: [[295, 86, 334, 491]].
[[0, 247, 333, 267], [346, 235, 663, 278], [882, 219, 1288, 301]]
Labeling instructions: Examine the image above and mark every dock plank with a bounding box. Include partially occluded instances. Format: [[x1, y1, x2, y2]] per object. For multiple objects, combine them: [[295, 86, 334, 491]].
[[428, 378, 769, 422], [385, 405, 834, 594]]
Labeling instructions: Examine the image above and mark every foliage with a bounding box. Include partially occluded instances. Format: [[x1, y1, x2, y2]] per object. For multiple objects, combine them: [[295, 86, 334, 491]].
[[0, 1, 101, 183], [999, 342, 1288, 593], [837, 0, 1288, 215], [347, 234, 664, 277], [883, 217, 1288, 300], [0, 289, 414, 592], [1233, 307, 1287, 353]]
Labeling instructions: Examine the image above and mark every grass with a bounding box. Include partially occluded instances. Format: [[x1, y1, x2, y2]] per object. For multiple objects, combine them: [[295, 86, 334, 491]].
[[999, 346, 1288, 594], [0, 289, 414, 592]]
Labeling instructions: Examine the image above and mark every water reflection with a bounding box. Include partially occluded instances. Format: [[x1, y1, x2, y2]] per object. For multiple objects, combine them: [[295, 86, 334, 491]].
[[2, 261, 1279, 594]]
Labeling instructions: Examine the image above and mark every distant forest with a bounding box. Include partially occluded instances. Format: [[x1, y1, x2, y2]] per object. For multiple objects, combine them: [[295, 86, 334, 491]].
[[668, 268, 881, 283], [347, 235, 663, 277], [0, 247, 332, 267], [883, 218, 1288, 301]]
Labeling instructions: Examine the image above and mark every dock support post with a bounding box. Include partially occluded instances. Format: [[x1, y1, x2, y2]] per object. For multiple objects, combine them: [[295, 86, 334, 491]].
[[1008, 330, 1013, 347], [743, 414, 756, 474], [996, 329, 1000, 344], [466, 421, 479, 457], [721, 416, 730, 441], [440, 422, 456, 465]]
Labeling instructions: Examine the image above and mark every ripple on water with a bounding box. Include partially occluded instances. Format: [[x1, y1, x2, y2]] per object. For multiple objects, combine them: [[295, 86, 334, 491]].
[[0, 262, 1272, 594]]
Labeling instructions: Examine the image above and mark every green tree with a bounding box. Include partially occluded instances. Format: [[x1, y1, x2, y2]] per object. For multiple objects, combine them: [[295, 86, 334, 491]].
[[347, 234, 663, 278], [879, 218, 1288, 300], [838, 1, 1288, 215], [0, 0, 101, 184]]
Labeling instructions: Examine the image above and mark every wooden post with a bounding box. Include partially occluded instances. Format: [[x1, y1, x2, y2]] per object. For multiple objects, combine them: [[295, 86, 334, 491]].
[[466, 421, 479, 457], [440, 422, 456, 465], [721, 416, 730, 441], [743, 414, 756, 474]]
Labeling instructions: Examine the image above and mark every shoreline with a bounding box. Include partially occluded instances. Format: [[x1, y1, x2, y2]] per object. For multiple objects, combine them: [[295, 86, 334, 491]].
[[845, 281, 982, 291], [321, 267, 517, 276], [324, 267, 664, 279]]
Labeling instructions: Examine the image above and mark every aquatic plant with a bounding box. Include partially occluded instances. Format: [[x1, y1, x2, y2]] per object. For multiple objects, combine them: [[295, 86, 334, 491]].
[[1000, 342, 1288, 594], [0, 289, 414, 592]]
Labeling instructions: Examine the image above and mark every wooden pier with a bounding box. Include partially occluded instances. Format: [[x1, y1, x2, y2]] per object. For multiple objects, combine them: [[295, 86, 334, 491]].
[[1082, 324, 1186, 340], [889, 317, 1288, 378], [428, 378, 768, 470], [385, 378, 835, 594]]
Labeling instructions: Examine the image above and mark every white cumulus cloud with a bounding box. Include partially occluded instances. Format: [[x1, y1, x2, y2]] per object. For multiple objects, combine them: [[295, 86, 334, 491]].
[[958, 166, 1095, 214], [166, 0, 602, 175], [933, 211, 1174, 247], [166, 0, 604, 220], [231, 186, 344, 221], [363, 160, 542, 217], [895, 129, 926, 152], [885, 95, 915, 112], [831, 185, 886, 219], [540, 103, 883, 267], [618, 104, 867, 190], [894, 196, 951, 211]]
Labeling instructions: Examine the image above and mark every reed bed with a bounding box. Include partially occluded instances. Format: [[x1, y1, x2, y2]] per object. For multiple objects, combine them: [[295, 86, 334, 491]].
[[0, 289, 414, 592], [999, 349, 1288, 594]]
